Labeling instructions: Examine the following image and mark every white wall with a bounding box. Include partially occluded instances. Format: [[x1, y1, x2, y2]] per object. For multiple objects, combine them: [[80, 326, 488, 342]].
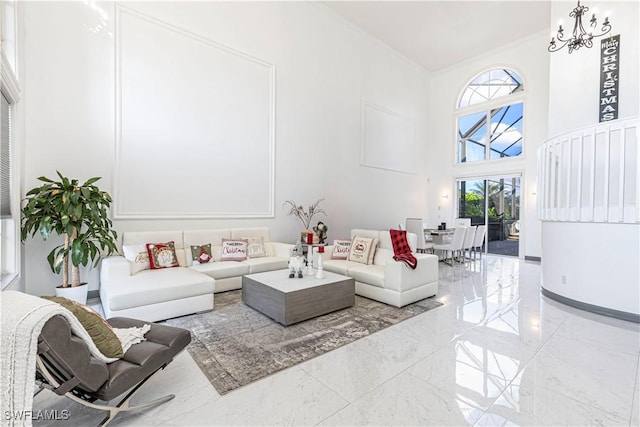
[[20, 1, 431, 296], [541, 0, 639, 317], [427, 32, 550, 259]]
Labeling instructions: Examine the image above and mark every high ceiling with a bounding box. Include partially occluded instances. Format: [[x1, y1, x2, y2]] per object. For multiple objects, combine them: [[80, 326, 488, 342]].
[[321, 1, 552, 71]]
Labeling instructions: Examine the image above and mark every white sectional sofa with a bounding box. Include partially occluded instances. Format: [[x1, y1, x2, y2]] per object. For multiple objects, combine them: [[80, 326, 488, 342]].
[[321, 229, 439, 307], [100, 227, 293, 322]]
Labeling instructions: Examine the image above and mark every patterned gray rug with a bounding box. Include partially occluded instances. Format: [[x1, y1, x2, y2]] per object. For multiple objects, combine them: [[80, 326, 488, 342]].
[[164, 290, 443, 395]]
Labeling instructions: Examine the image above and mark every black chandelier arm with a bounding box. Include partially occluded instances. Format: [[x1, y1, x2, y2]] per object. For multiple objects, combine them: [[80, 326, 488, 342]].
[[548, 37, 570, 53], [591, 19, 612, 39]]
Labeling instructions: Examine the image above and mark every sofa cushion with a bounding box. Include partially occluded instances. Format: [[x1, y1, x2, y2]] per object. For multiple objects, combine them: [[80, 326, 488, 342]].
[[347, 264, 385, 288], [373, 248, 394, 266], [350, 229, 380, 241], [262, 242, 278, 257], [244, 257, 288, 274], [123, 231, 183, 246], [190, 261, 250, 280], [103, 267, 214, 312], [184, 229, 231, 247], [379, 230, 417, 252], [323, 259, 358, 276], [230, 227, 270, 241]]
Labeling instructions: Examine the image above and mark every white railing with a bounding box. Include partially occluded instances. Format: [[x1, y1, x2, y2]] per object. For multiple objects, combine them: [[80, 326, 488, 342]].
[[538, 117, 639, 223]]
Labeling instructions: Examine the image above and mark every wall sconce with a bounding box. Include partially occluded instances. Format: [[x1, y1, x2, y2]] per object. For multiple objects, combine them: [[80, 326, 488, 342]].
[[548, 1, 611, 53]]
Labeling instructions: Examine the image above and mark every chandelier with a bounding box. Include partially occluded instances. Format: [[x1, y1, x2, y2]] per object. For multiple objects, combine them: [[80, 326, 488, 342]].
[[548, 1, 612, 53]]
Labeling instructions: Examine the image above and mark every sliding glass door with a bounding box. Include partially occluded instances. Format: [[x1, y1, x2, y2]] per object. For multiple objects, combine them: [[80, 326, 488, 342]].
[[457, 175, 521, 257]]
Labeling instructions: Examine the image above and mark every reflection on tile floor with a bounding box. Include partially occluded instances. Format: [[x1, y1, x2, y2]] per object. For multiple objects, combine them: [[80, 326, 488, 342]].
[[33, 256, 640, 426]]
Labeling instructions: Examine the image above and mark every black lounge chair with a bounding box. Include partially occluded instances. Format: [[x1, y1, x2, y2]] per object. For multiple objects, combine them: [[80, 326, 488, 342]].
[[35, 315, 191, 426]]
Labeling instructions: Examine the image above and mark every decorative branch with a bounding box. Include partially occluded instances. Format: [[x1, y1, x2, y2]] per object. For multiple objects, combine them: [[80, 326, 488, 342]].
[[282, 199, 326, 230]]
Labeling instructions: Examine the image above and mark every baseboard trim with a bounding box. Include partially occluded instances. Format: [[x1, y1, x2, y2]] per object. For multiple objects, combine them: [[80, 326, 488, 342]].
[[541, 287, 640, 323], [524, 256, 541, 262]]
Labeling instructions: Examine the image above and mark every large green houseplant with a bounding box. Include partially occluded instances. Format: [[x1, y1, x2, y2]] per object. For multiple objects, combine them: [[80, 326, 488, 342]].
[[21, 172, 118, 296]]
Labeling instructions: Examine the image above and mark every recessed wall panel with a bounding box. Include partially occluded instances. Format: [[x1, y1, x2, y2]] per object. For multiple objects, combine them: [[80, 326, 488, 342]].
[[115, 7, 275, 218], [361, 102, 415, 174]]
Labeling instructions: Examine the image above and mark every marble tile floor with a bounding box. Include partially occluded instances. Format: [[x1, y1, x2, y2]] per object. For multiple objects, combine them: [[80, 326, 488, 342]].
[[32, 256, 640, 426]]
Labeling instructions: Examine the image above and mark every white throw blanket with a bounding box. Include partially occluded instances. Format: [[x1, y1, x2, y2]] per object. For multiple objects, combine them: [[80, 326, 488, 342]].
[[1, 291, 118, 427], [113, 324, 151, 353]]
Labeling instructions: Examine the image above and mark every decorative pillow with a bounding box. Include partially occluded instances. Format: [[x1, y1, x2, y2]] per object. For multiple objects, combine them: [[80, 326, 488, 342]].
[[146, 241, 179, 269], [42, 296, 124, 359], [244, 236, 267, 258], [331, 239, 352, 260], [221, 239, 248, 261], [122, 244, 150, 274], [348, 236, 375, 265], [190, 243, 213, 265]]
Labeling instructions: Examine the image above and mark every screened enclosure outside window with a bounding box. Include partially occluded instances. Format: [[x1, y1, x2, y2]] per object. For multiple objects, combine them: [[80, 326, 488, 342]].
[[457, 176, 521, 257], [457, 69, 524, 164]]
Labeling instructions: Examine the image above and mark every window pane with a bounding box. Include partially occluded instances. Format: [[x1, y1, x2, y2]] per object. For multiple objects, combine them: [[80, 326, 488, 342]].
[[2, 1, 17, 73], [458, 179, 486, 223], [458, 112, 486, 163], [458, 68, 523, 108], [489, 103, 523, 159]]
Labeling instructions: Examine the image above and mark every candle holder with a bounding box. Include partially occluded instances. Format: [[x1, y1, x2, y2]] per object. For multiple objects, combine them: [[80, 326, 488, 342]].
[[315, 246, 325, 279], [306, 250, 314, 276]]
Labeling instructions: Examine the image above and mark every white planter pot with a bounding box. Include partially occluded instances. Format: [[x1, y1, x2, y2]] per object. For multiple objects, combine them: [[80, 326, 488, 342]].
[[55, 283, 89, 305]]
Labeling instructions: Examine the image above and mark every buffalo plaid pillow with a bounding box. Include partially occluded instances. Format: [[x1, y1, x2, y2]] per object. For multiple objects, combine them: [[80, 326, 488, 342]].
[[389, 229, 417, 269]]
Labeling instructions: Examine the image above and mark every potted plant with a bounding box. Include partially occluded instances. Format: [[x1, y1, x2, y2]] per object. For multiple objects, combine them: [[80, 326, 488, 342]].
[[21, 171, 118, 303]]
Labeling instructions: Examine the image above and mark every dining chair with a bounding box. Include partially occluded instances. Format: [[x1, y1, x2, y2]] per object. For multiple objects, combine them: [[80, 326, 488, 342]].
[[454, 218, 471, 227], [433, 226, 466, 265], [405, 217, 433, 253], [472, 225, 487, 259], [462, 225, 477, 261]]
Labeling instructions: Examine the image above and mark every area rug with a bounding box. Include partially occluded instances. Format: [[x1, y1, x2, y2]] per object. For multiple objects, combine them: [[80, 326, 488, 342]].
[[163, 290, 443, 395]]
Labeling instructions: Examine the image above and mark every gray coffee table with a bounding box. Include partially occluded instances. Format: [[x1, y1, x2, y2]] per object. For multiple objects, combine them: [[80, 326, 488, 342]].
[[242, 269, 355, 326]]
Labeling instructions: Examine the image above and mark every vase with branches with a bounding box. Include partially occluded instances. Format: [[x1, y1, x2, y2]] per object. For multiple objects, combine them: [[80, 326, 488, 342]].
[[282, 199, 326, 230]]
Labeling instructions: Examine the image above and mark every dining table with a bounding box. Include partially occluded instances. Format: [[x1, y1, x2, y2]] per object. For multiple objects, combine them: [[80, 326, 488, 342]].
[[425, 229, 455, 245]]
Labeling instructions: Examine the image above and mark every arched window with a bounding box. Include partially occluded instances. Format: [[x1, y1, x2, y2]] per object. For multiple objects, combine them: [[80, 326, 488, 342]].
[[457, 68, 524, 163]]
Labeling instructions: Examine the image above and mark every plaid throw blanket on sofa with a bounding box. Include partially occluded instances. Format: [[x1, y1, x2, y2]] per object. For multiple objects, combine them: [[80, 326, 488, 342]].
[[390, 229, 418, 270]]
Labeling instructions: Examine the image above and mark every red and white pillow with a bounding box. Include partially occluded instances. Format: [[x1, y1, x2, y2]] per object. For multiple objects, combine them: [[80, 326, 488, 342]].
[[190, 244, 213, 265], [221, 239, 248, 261], [348, 236, 378, 265], [331, 239, 352, 260], [146, 241, 179, 269]]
